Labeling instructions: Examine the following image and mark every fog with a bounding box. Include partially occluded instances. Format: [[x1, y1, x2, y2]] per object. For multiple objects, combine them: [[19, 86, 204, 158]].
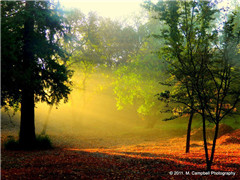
[[2, 71, 189, 148]]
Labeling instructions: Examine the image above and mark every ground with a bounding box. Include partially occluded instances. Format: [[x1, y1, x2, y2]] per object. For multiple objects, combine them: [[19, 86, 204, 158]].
[[1, 112, 240, 179], [1, 131, 240, 180]]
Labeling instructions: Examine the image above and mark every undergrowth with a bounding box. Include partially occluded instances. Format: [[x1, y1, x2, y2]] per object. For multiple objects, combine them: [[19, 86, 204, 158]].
[[4, 134, 53, 150]]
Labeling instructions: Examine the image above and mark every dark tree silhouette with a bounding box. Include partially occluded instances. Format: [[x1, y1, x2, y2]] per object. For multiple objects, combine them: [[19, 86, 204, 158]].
[[1, 1, 72, 149]]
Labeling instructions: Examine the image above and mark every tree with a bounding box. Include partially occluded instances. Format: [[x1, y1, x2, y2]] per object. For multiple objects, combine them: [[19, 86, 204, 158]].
[[196, 9, 240, 171], [64, 10, 101, 88], [144, 0, 240, 170], [1, 1, 72, 148], [144, 0, 212, 153], [113, 16, 166, 128]]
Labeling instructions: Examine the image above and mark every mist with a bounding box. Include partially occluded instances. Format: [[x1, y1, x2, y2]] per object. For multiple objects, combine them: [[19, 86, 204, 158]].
[[2, 70, 190, 148]]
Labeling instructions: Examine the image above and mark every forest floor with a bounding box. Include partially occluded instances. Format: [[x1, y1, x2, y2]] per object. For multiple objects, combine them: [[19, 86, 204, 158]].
[[2, 129, 240, 180]]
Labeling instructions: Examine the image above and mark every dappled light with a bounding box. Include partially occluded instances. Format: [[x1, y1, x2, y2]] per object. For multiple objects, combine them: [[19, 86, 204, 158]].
[[67, 138, 240, 172], [2, 136, 239, 179]]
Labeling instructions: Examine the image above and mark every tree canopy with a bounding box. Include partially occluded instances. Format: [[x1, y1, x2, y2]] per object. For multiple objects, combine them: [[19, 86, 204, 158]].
[[2, 1, 72, 107]]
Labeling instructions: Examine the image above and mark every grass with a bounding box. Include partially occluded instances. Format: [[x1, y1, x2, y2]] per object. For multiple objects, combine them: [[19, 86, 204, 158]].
[[156, 115, 240, 132], [221, 116, 240, 129]]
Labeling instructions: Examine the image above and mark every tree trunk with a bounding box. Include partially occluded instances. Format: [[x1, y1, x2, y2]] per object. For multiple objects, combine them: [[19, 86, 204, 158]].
[[209, 121, 219, 171], [19, 89, 36, 148], [19, 1, 36, 148], [202, 113, 210, 171], [186, 110, 194, 153], [207, 161, 212, 171]]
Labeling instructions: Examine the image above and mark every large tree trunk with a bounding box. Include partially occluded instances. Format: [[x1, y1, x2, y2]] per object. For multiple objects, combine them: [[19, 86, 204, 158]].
[[186, 110, 194, 153], [19, 1, 36, 148], [19, 89, 36, 148]]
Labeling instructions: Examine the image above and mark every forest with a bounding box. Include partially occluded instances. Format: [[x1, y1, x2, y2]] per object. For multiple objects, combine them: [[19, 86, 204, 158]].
[[1, 0, 240, 179]]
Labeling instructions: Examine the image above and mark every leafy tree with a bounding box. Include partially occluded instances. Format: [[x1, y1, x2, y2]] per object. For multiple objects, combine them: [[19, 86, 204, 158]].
[[65, 10, 102, 89], [1, 1, 72, 148], [97, 17, 142, 67], [113, 60, 164, 128], [64, 9, 148, 84], [113, 16, 166, 128], [144, 0, 240, 170]]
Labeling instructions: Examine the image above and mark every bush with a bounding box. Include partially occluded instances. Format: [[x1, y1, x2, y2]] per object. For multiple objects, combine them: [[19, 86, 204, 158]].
[[4, 134, 53, 150], [4, 136, 20, 150], [35, 134, 53, 150]]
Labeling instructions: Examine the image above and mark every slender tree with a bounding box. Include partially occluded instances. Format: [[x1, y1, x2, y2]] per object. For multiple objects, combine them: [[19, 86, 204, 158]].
[[144, 0, 214, 153], [144, 0, 240, 170]]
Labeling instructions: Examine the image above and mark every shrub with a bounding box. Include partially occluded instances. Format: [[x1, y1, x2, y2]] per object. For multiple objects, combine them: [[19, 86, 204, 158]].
[[4, 136, 20, 150], [4, 134, 53, 150], [35, 134, 53, 150]]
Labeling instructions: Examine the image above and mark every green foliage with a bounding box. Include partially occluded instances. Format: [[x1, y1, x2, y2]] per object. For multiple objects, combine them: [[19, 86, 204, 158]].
[[64, 8, 158, 69], [111, 14, 167, 122], [63, 9, 152, 92], [113, 57, 165, 117], [222, 117, 240, 130]]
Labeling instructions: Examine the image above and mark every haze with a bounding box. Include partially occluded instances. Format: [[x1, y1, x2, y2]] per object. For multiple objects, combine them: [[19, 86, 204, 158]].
[[60, 0, 143, 20]]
